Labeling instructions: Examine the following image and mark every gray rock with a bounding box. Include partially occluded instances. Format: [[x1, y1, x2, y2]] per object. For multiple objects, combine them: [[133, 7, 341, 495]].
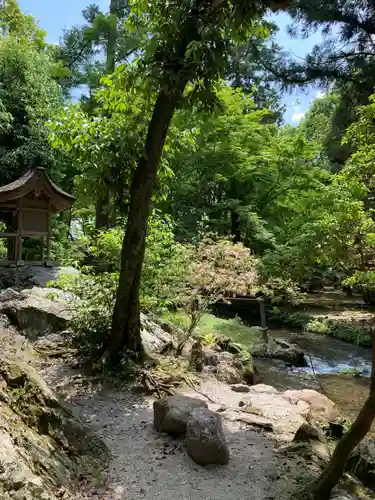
[[140, 313, 175, 355], [231, 384, 251, 393], [280, 440, 330, 465], [293, 423, 326, 443], [185, 408, 229, 465], [235, 414, 274, 432], [218, 352, 235, 363], [241, 361, 256, 385], [202, 347, 219, 367], [348, 437, 375, 491], [0, 355, 108, 500], [251, 343, 267, 358], [0, 287, 71, 338], [190, 341, 204, 371], [270, 339, 307, 367], [331, 493, 358, 500], [28, 266, 79, 288], [153, 395, 208, 437], [216, 363, 242, 384], [0, 288, 21, 302], [249, 384, 279, 394], [283, 389, 339, 424]]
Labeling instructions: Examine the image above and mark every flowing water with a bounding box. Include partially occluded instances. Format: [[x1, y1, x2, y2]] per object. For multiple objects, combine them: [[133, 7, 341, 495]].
[[255, 328, 372, 426]]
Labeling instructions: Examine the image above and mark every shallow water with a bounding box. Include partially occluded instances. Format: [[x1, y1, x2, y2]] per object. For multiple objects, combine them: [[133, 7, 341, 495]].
[[271, 328, 372, 377], [255, 328, 373, 427]]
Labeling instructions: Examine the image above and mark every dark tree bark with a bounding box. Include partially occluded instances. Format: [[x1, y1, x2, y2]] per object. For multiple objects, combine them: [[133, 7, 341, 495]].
[[100, 87, 185, 364], [310, 330, 375, 499], [231, 209, 241, 243], [95, 185, 110, 230]]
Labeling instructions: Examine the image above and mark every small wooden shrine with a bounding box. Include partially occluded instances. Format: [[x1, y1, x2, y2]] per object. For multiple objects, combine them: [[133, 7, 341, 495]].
[[0, 167, 75, 265]]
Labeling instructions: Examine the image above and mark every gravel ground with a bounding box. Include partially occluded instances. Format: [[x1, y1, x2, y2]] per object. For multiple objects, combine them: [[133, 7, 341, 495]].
[[41, 360, 297, 500]]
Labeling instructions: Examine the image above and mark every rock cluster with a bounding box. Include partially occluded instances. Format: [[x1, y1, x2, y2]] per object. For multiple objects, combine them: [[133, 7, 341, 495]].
[[154, 394, 229, 466], [190, 340, 256, 386]]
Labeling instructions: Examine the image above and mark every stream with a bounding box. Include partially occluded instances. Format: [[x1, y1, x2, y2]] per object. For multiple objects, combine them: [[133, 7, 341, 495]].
[[272, 328, 372, 377], [254, 328, 372, 426]]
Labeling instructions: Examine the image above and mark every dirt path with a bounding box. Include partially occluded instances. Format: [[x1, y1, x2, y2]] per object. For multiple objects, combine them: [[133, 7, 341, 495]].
[[41, 360, 299, 500]]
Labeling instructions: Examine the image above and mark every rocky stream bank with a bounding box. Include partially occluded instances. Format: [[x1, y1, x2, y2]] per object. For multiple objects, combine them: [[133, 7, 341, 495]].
[[0, 269, 373, 500]]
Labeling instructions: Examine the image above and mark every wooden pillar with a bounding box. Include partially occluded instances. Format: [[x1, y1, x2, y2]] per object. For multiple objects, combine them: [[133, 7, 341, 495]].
[[16, 199, 22, 263], [40, 236, 45, 262], [256, 297, 269, 345], [46, 203, 51, 264]]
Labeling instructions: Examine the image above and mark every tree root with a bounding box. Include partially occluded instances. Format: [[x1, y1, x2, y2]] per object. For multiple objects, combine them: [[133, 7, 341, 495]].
[[138, 369, 184, 398], [182, 375, 218, 404]]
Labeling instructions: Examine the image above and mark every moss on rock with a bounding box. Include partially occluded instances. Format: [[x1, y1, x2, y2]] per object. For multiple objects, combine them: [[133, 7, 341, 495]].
[[0, 356, 108, 500]]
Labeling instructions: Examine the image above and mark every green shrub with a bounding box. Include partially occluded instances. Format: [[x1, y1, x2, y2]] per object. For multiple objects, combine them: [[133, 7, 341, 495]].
[[54, 212, 192, 354], [268, 307, 305, 328], [305, 318, 333, 334], [57, 269, 116, 355], [90, 211, 191, 313], [305, 317, 372, 347], [261, 277, 303, 305]]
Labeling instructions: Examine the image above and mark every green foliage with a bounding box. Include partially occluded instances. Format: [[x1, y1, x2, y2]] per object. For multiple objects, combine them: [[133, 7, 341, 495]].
[[0, 0, 46, 48], [56, 1, 140, 93], [55, 211, 192, 353], [305, 318, 333, 335], [305, 317, 372, 348], [0, 3, 62, 184], [57, 270, 116, 355], [268, 306, 305, 328], [126, 0, 274, 96], [165, 311, 261, 350], [165, 86, 321, 251], [275, 0, 375, 169], [345, 271, 375, 290], [176, 237, 261, 351], [89, 211, 191, 312], [49, 68, 188, 218], [141, 213, 192, 312]]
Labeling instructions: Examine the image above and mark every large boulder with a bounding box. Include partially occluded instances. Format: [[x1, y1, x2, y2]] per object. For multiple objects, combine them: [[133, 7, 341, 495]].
[[185, 408, 229, 465], [283, 389, 340, 424], [202, 346, 220, 367], [216, 362, 243, 384], [153, 394, 208, 436], [140, 313, 175, 355], [238, 384, 309, 438], [0, 355, 108, 500], [293, 423, 326, 444], [0, 287, 71, 338], [269, 339, 307, 367], [348, 437, 375, 491]]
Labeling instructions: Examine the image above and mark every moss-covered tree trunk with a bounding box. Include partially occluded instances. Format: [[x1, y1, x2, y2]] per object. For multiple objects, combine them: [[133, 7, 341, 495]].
[[310, 331, 375, 499]]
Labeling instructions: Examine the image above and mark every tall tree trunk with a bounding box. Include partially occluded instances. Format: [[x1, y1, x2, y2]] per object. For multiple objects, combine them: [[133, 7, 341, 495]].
[[95, 0, 118, 230], [95, 183, 110, 229], [100, 87, 185, 365], [310, 331, 375, 499], [231, 209, 241, 242]]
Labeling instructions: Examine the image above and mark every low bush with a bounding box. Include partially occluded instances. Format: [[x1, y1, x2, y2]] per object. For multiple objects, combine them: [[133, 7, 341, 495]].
[[344, 271, 375, 305], [305, 317, 372, 347], [57, 269, 116, 355], [267, 306, 305, 328]]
